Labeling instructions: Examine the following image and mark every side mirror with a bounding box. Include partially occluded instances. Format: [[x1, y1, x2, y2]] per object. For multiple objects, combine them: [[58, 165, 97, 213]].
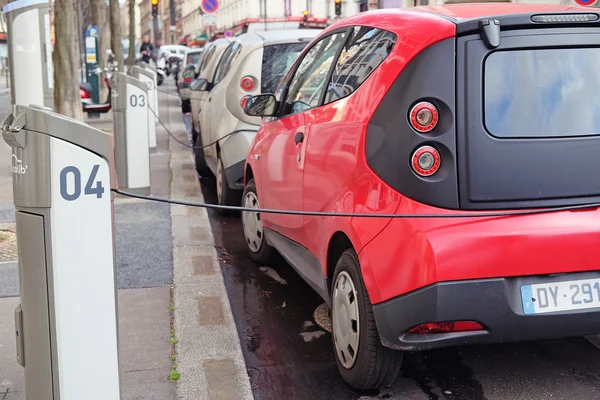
[[244, 94, 277, 117], [183, 68, 197, 79], [190, 78, 209, 91]]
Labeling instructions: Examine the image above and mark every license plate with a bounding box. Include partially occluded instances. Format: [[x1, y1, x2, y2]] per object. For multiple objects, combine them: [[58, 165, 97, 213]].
[[521, 278, 600, 315]]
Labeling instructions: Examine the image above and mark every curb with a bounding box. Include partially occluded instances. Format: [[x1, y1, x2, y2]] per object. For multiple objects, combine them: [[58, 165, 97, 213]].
[[167, 106, 254, 399]]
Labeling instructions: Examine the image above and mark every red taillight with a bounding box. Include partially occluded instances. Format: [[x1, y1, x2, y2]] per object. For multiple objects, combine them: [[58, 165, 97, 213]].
[[409, 101, 438, 133], [184, 77, 192, 83], [80, 88, 90, 99], [240, 95, 250, 110], [408, 321, 484, 334], [411, 145, 441, 177], [240, 76, 255, 92]]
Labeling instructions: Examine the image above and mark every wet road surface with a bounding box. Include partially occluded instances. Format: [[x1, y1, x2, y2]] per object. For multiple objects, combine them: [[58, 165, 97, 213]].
[[198, 175, 600, 400]]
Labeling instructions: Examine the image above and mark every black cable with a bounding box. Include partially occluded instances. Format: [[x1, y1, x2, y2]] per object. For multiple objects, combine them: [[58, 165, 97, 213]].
[[148, 104, 257, 150], [112, 188, 600, 218]]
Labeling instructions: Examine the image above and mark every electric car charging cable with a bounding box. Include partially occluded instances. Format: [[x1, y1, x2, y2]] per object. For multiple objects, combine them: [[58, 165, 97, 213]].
[[114, 86, 600, 217]]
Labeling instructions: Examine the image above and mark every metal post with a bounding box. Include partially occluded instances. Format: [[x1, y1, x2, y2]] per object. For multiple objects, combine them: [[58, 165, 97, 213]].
[[3, 0, 54, 109], [2, 104, 121, 400], [112, 71, 151, 193]]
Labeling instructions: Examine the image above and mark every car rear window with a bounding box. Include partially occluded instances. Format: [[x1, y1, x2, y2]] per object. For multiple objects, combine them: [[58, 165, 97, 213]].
[[187, 52, 202, 65], [484, 47, 600, 138], [261, 42, 307, 93]]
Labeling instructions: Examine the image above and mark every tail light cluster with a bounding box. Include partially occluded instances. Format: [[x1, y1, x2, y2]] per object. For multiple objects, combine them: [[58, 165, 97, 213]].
[[240, 76, 256, 92], [80, 88, 90, 99], [183, 77, 193, 83], [408, 100, 441, 177]]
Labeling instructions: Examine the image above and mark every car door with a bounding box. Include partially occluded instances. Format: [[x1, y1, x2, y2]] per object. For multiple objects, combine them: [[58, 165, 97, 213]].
[[301, 26, 399, 258], [257, 30, 350, 243], [190, 44, 215, 133]]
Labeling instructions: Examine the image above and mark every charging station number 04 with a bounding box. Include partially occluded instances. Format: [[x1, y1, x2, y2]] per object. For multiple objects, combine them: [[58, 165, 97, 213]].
[[59, 165, 105, 201]]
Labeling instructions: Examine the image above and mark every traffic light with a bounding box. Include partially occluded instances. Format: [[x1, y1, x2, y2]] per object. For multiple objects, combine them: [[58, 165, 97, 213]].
[[335, 0, 341, 16], [152, 0, 158, 17], [303, 10, 309, 22]]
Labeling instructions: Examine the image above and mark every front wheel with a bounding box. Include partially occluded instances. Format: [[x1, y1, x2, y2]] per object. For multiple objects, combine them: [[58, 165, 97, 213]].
[[193, 129, 212, 177], [331, 249, 403, 390]]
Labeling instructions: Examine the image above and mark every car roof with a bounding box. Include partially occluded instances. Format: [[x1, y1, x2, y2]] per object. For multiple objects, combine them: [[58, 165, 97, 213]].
[[234, 29, 322, 47], [413, 3, 594, 20]]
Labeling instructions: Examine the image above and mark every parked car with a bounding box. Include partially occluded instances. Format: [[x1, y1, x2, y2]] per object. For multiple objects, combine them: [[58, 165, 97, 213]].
[[178, 48, 204, 112], [192, 29, 320, 205], [188, 38, 232, 176], [240, 5, 600, 391]]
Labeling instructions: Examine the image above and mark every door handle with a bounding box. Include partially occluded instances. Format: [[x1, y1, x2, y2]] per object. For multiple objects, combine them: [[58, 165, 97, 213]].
[[208, 98, 211, 102], [294, 132, 304, 143]]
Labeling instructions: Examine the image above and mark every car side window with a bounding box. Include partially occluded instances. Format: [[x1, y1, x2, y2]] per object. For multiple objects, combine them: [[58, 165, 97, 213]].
[[281, 31, 348, 116], [200, 45, 216, 74], [213, 41, 242, 86], [324, 26, 397, 104]]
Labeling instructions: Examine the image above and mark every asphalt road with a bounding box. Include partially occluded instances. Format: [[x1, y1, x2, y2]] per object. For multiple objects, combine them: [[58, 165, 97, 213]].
[[196, 165, 600, 399]]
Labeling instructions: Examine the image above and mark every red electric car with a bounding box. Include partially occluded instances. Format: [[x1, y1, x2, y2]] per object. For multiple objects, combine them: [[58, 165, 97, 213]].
[[241, 4, 600, 391]]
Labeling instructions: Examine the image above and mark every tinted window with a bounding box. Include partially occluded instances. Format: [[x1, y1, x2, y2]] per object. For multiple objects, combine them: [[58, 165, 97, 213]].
[[325, 27, 396, 104], [283, 31, 348, 115], [485, 48, 600, 138], [213, 42, 242, 85], [261, 42, 307, 94]]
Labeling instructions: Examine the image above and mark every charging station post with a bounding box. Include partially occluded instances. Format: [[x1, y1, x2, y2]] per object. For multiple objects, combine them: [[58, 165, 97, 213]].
[[129, 65, 157, 151], [139, 61, 159, 122], [112, 71, 151, 194], [2, 105, 121, 399], [3, 0, 54, 108]]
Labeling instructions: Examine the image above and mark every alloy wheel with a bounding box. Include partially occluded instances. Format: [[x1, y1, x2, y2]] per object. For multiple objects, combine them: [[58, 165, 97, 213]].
[[332, 270, 360, 369], [242, 191, 263, 252]]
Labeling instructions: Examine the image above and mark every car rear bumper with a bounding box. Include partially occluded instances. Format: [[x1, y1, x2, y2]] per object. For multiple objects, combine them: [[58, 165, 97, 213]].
[[372, 271, 600, 351], [224, 160, 245, 190], [180, 87, 191, 100]]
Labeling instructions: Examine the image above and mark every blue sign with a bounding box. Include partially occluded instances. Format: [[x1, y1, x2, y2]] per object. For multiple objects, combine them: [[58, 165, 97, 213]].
[[201, 0, 218, 13], [85, 25, 98, 38]]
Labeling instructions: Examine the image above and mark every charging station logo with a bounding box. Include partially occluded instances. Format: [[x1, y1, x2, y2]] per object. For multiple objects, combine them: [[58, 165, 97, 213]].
[[11, 154, 27, 175]]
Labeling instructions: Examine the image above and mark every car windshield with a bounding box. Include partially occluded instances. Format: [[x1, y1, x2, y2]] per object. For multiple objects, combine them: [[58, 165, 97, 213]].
[[261, 42, 307, 93], [485, 47, 600, 138], [187, 51, 202, 65]]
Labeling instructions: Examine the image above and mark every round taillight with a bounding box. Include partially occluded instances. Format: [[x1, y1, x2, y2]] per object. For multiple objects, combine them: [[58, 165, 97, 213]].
[[411, 145, 441, 177], [409, 101, 438, 133], [240, 95, 250, 109], [240, 76, 255, 92]]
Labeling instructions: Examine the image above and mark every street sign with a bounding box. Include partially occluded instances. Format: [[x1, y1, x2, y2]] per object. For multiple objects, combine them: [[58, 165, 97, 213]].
[[224, 30, 232, 37], [202, 13, 217, 26], [575, 0, 596, 5], [200, 0, 218, 13]]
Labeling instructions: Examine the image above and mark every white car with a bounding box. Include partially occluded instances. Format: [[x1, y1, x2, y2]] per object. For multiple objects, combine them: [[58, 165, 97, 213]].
[[188, 38, 231, 176], [193, 29, 321, 205], [178, 48, 204, 112]]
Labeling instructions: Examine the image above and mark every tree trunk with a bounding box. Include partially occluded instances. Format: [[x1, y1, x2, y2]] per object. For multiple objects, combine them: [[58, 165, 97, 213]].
[[53, 0, 84, 120], [91, 0, 110, 101], [109, 0, 124, 70], [127, 0, 135, 69]]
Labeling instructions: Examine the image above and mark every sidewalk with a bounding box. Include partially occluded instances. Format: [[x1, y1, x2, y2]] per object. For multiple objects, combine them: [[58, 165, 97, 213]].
[[0, 83, 253, 399]]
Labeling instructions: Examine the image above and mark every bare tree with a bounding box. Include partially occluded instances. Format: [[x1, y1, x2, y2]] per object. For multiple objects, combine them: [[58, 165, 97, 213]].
[[127, 0, 135, 69], [91, 0, 111, 101], [53, 0, 84, 120], [109, 0, 124, 69]]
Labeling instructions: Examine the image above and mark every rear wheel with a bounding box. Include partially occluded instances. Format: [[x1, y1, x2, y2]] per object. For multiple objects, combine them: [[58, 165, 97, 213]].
[[331, 249, 403, 390], [193, 129, 211, 176], [241, 178, 276, 263], [216, 154, 240, 208], [181, 98, 191, 113]]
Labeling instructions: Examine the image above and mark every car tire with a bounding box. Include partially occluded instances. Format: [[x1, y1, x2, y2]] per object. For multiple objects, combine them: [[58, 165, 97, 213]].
[[241, 178, 276, 264], [216, 154, 240, 208], [331, 248, 403, 391], [181, 99, 191, 113], [193, 129, 212, 177]]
